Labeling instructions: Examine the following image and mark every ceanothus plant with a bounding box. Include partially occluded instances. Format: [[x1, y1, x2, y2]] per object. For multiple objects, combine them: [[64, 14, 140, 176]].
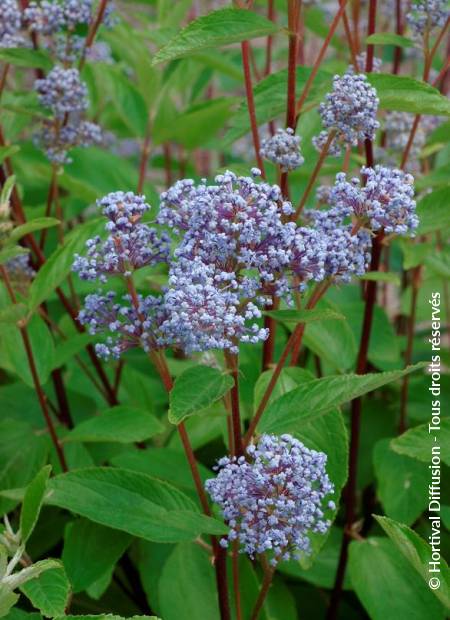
[[0, 2, 446, 620]]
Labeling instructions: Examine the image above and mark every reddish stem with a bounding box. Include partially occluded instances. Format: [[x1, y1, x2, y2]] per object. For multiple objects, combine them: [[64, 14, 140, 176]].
[[264, 0, 275, 77], [294, 129, 336, 219], [392, 0, 403, 74], [79, 0, 110, 71], [244, 282, 329, 445], [250, 567, 274, 620], [224, 351, 243, 457], [0, 265, 67, 472], [399, 266, 421, 433], [241, 40, 266, 176]]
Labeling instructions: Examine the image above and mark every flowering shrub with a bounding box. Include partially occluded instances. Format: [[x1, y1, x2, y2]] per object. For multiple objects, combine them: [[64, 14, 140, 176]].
[[0, 2, 448, 620]]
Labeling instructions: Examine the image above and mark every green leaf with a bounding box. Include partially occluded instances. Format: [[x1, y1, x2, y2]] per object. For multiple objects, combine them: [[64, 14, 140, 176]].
[[10, 218, 59, 244], [373, 439, 428, 525], [20, 566, 70, 618], [348, 537, 445, 620], [153, 8, 279, 64], [62, 520, 131, 593], [64, 406, 164, 444], [28, 218, 103, 311], [254, 367, 315, 412], [359, 271, 401, 285], [367, 74, 450, 116], [55, 614, 161, 620], [111, 447, 211, 494], [0, 48, 52, 70], [264, 308, 345, 325], [259, 363, 425, 434], [390, 418, 450, 466], [0, 302, 28, 325], [153, 97, 236, 149], [158, 543, 219, 620], [366, 32, 414, 47], [416, 187, 450, 234], [46, 468, 227, 542], [0, 585, 19, 618], [104, 68, 148, 137], [169, 365, 234, 425], [0, 420, 48, 516], [51, 334, 95, 370], [302, 313, 357, 372], [375, 515, 450, 609], [0, 314, 54, 387], [0, 145, 19, 164], [20, 465, 52, 543]]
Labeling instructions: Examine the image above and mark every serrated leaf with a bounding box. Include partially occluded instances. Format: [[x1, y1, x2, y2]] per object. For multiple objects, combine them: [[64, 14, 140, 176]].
[[390, 418, 450, 466], [375, 515, 450, 609], [20, 465, 52, 543], [169, 366, 234, 425], [20, 566, 70, 618], [46, 468, 227, 542], [64, 406, 164, 444], [259, 363, 426, 434], [366, 32, 414, 47], [367, 73, 450, 116], [264, 308, 345, 325], [349, 538, 444, 619], [0, 585, 19, 618], [153, 8, 280, 64]]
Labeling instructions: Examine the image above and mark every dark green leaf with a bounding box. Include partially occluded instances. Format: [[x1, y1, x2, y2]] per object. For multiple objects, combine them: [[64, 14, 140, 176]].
[[64, 406, 164, 444], [20, 566, 70, 618], [264, 308, 345, 325], [20, 465, 52, 543], [416, 187, 450, 234], [348, 537, 444, 619], [390, 418, 450, 466], [259, 363, 425, 434], [46, 468, 227, 542], [375, 515, 450, 609], [169, 365, 234, 425], [62, 520, 131, 593], [373, 439, 428, 525], [10, 218, 59, 243]]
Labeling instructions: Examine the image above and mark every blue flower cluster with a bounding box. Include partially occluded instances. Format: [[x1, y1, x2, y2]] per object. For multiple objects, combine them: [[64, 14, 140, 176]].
[[73, 192, 170, 359], [74, 169, 383, 358], [35, 66, 88, 118], [313, 72, 380, 155], [0, 0, 26, 48], [78, 291, 166, 359], [205, 434, 335, 565], [260, 128, 304, 172], [329, 165, 418, 235], [407, 0, 449, 38], [73, 191, 170, 283], [34, 66, 102, 163], [157, 170, 332, 351]]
